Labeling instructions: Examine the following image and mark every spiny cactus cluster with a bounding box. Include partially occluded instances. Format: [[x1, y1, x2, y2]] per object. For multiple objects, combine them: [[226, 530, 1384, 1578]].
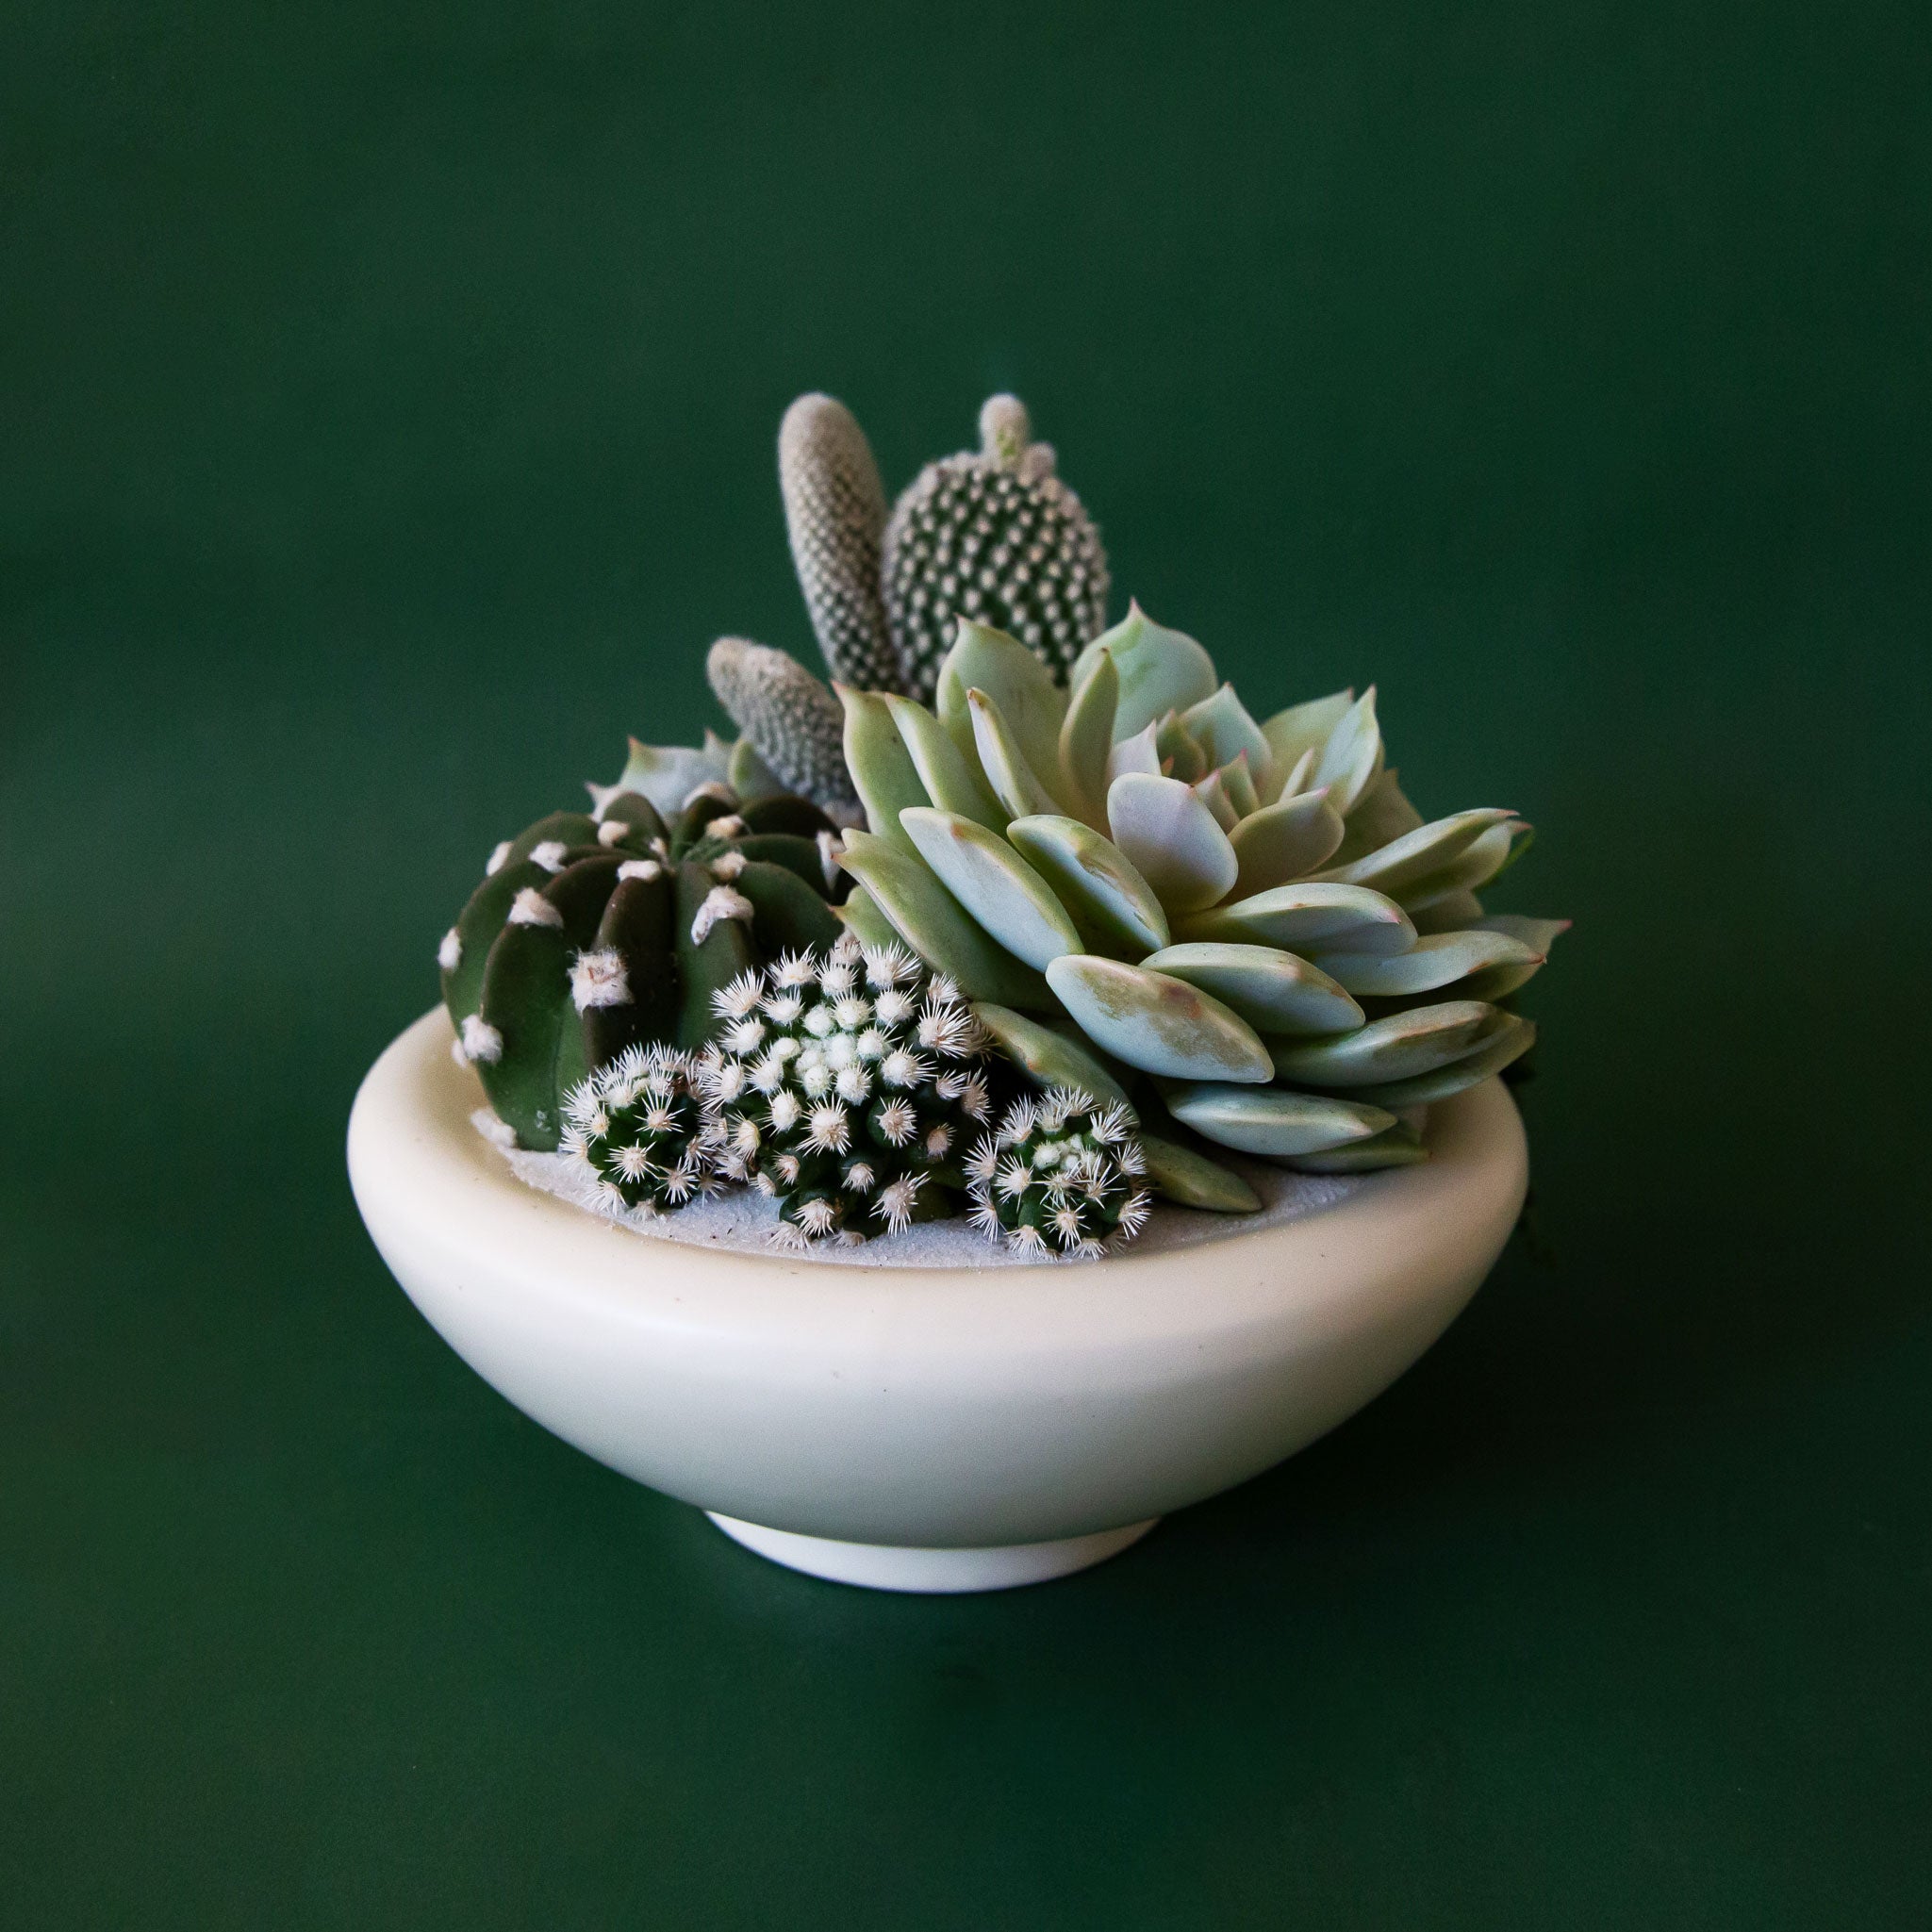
[[697, 933, 1000, 1247], [562, 1045, 714, 1214], [966, 1088, 1151, 1259], [708, 392, 1111, 802], [442, 754, 848, 1150]]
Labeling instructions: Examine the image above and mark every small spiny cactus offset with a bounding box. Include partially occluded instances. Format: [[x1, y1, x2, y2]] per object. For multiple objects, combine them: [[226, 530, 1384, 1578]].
[[778, 394, 900, 692], [697, 933, 999, 1247], [881, 395, 1111, 700], [443, 748, 850, 1150], [705, 636, 860, 816], [561, 1045, 716, 1214], [966, 1089, 1152, 1260]]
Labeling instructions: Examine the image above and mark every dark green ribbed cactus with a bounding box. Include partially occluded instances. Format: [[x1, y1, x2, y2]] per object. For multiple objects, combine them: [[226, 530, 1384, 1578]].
[[442, 766, 849, 1150], [696, 933, 1001, 1246]]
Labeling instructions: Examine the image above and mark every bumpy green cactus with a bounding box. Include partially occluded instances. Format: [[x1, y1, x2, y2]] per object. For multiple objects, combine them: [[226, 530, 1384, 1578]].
[[834, 612, 1568, 1183], [443, 752, 849, 1150], [705, 636, 861, 816], [561, 1045, 717, 1213], [966, 1088, 1151, 1259], [697, 933, 1000, 1246], [881, 396, 1110, 702]]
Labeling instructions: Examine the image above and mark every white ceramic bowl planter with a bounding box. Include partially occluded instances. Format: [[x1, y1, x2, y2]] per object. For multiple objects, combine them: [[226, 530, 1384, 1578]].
[[349, 1010, 1528, 1593]]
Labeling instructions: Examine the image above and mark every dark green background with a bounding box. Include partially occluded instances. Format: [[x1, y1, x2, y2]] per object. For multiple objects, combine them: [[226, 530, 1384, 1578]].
[[5, 3, 1927, 1925]]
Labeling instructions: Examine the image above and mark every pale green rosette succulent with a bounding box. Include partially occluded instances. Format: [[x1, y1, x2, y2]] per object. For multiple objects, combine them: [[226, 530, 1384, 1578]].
[[833, 609, 1567, 1190]]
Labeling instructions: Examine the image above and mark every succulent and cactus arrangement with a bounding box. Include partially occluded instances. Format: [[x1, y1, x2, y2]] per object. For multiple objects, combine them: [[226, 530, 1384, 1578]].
[[441, 389, 1566, 1257]]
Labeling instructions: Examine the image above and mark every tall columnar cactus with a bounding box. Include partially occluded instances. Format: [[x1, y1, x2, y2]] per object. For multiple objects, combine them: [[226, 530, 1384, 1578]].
[[881, 395, 1111, 701], [561, 1045, 717, 1213], [778, 394, 899, 691], [966, 1088, 1151, 1259], [441, 746, 850, 1150], [696, 933, 1000, 1246], [833, 611, 1568, 1188]]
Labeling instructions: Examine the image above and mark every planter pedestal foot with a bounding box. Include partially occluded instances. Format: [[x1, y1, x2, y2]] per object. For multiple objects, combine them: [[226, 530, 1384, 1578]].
[[705, 1513, 1159, 1593]]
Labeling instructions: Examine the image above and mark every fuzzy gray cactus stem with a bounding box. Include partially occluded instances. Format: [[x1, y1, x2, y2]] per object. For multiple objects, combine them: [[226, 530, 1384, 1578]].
[[706, 636, 859, 815], [779, 394, 902, 693]]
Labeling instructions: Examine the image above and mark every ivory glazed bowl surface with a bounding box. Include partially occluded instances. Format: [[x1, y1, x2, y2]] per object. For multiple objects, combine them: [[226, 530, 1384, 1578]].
[[348, 1009, 1527, 1553]]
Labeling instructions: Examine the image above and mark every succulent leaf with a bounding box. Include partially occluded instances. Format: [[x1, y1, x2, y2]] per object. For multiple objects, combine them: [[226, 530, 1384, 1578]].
[[1104, 772, 1241, 914], [1044, 955, 1273, 1082], [899, 808, 1083, 972], [1005, 814, 1171, 958], [966, 686, 1064, 819], [1181, 685, 1280, 800], [876, 691, 1006, 830], [1312, 687, 1384, 816], [1137, 1132, 1263, 1213], [1057, 644, 1118, 826], [1397, 819, 1525, 911], [1162, 1082, 1395, 1157], [1347, 1014, 1536, 1107], [1327, 767, 1425, 867], [1281, 1120, 1428, 1173], [1142, 941, 1364, 1036], [1155, 711, 1211, 784], [778, 393, 900, 692], [837, 882, 903, 953], [838, 685, 931, 854], [1268, 999, 1500, 1087], [1217, 754, 1261, 820], [726, 735, 787, 804], [1176, 880, 1415, 956], [1455, 915, 1571, 1000], [704, 639, 855, 812], [1228, 789, 1347, 897], [972, 1001, 1135, 1115], [1106, 718, 1164, 784], [606, 733, 735, 817], [1073, 603, 1218, 741], [937, 621, 1067, 788], [1191, 767, 1241, 832], [1320, 807, 1520, 899], [1311, 926, 1542, 998], [834, 829, 1054, 1009], [1260, 690, 1353, 782]]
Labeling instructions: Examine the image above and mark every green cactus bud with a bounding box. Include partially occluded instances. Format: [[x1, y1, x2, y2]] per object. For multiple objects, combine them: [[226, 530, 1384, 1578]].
[[882, 399, 1110, 700], [704, 637, 857, 815], [778, 393, 901, 692], [965, 1088, 1150, 1258]]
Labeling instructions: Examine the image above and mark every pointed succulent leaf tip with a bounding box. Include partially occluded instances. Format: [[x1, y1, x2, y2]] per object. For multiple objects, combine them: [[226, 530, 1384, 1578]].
[[1190, 767, 1240, 834], [1177, 880, 1415, 956], [1228, 789, 1346, 897], [1260, 690, 1355, 783], [937, 620, 1067, 788], [1326, 767, 1424, 867], [1269, 999, 1501, 1089], [704, 637, 854, 813], [1057, 644, 1118, 827], [1399, 818, 1527, 916], [1349, 1013, 1537, 1108], [1284, 1119, 1429, 1173], [838, 685, 930, 853], [1136, 1132, 1263, 1214], [1217, 753, 1260, 820], [1317, 807, 1519, 899], [1312, 926, 1542, 998], [1181, 685, 1280, 801], [778, 393, 900, 692], [1313, 686, 1384, 817], [1071, 602, 1218, 742], [966, 686, 1063, 820], [1163, 1082, 1395, 1158], [970, 1001, 1136, 1115], [1143, 941, 1364, 1037], [1004, 815, 1170, 958], [1044, 955, 1273, 1083], [1455, 915, 1570, 1001], [881, 693, 1004, 831], [1154, 710, 1210, 785], [726, 734, 787, 805], [605, 733, 734, 818], [1103, 772, 1241, 914], [900, 809, 1083, 972], [1106, 718, 1163, 785], [834, 828, 1054, 1009]]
